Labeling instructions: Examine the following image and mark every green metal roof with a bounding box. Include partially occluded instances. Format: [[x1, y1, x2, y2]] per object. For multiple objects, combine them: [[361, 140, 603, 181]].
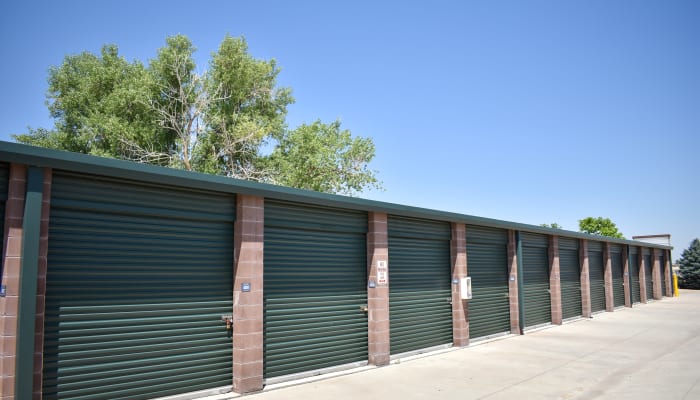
[[0, 141, 672, 250]]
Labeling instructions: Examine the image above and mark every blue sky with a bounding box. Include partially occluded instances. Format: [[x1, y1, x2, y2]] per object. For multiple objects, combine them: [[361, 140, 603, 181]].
[[1, 1, 698, 254]]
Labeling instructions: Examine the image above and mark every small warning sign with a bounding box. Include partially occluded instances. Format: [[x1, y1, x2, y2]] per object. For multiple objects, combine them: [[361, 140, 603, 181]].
[[377, 260, 388, 286]]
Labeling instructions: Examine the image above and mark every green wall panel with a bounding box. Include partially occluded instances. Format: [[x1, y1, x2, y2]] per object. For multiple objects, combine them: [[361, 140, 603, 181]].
[[43, 171, 235, 400]]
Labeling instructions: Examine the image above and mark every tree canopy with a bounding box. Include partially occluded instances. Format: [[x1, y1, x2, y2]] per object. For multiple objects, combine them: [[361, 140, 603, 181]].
[[578, 217, 625, 239], [678, 239, 700, 289], [540, 223, 563, 229], [14, 34, 380, 195]]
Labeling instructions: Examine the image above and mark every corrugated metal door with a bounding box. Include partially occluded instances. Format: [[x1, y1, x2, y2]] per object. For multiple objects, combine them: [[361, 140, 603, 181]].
[[610, 245, 625, 307], [629, 247, 641, 304], [264, 200, 368, 378], [520, 233, 551, 328], [559, 238, 582, 320], [660, 253, 667, 297], [388, 215, 452, 354], [643, 249, 653, 300], [588, 241, 606, 313], [465, 225, 510, 339], [43, 171, 235, 400]]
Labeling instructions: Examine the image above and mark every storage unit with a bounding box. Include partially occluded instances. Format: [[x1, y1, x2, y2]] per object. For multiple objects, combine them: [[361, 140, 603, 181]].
[[264, 200, 368, 378], [520, 233, 551, 328], [643, 248, 653, 300], [43, 172, 235, 400], [629, 247, 641, 304], [388, 215, 452, 354], [610, 245, 625, 307], [559, 238, 582, 320], [465, 225, 511, 339], [588, 241, 606, 313]]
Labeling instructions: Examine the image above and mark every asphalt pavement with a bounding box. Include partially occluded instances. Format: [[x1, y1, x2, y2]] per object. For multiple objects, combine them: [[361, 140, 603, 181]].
[[203, 289, 700, 400]]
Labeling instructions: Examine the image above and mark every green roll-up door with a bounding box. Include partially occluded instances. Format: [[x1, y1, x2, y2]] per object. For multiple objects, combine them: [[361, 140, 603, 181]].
[[629, 247, 641, 304], [610, 245, 625, 307], [44, 171, 235, 400], [643, 249, 653, 300], [465, 225, 510, 339], [559, 238, 582, 320], [660, 253, 667, 297], [264, 200, 368, 378], [0, 163, 7, 262], [588, 241, 606, 313], [388, 215, 452, 355], [520, 233, 551, 328]]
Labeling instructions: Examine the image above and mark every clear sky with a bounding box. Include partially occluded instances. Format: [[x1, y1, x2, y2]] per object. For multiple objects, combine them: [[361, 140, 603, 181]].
[[1, 1, 698, 255]]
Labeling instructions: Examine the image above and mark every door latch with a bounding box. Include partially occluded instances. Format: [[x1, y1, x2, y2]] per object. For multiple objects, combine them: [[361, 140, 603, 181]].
[[360, 305, 368, 313], [221, 315, 233, 330]]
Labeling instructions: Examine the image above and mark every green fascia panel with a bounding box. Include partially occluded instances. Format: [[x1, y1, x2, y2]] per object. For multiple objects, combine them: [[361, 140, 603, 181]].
[[0, 141, 672, 252]]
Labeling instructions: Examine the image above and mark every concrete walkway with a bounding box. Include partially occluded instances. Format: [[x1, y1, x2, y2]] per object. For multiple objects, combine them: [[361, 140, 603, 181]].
[[213, 290, 700, 400]]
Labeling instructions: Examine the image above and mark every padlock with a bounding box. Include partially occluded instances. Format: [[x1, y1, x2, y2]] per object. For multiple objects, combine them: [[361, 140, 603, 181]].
[[226, 318, 232, 330]]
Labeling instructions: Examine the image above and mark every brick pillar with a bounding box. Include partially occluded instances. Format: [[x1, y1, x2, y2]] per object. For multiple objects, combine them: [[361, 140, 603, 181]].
[[33, 169, 51, 398], [603, 243, 614, 312], [664, 250, 672, 297], [622, 246, 631, 308], [232, 195, 264, 394], [639, 252, 647, 303], [652, 249, 662, 300], [0, 164, 26, 400], [548, 235, 562, 325], [579, 240, 591, 318], [451, 223, 468, 346], [367, 212, 390, 365], [507, 230, 520, 335]]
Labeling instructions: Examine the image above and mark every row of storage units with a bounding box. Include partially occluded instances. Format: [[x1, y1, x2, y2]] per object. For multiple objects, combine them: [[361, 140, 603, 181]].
[[0, 157, 673, 400]]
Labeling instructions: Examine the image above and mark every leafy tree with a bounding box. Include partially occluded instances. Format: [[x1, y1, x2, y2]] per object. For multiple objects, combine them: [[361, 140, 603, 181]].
[[540, 223, 563, 229], [677, 239, 700, 289], [14, 35, 379, 195], [266, 120, 380, 195], [578, 217, 625, 239]]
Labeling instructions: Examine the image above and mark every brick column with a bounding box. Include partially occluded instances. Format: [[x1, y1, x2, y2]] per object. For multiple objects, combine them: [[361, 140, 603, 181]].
[[367, 212, 389, 365], [664, 250, 672, 297], [604, 243, 614, 312], [232, 195, 264, 394], [451, 223, 468, 346], [548, 235, 562, 325], [507, 230, 520, 335], [622, 246, 631, 308], [652, 249, 662, 300], [639, 252, 647, 303], [579, 240, 591, 318], [0, 164, 27, 400]]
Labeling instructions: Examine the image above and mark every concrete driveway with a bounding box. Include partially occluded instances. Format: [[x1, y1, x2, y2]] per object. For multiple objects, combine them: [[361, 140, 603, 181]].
[[213, 290, 700, 400]]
